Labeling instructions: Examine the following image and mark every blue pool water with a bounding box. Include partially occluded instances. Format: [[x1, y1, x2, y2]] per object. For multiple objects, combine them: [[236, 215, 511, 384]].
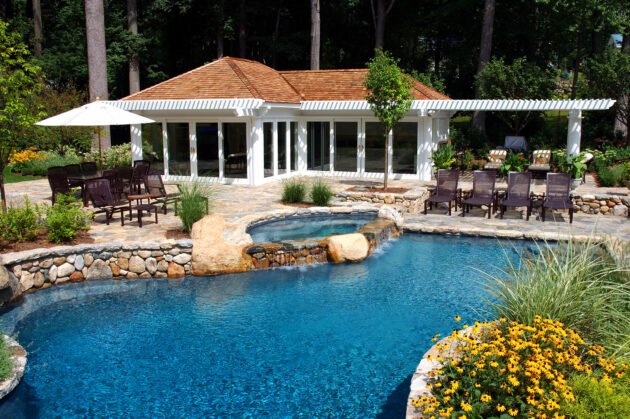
[[247, 214, 376, 242], [0, 235, 525, 418]]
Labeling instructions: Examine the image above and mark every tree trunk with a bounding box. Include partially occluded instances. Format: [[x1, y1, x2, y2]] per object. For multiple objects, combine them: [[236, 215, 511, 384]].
[[310, 0, 320, 70], [0, 161, 6, 212], [371, 0, 395, 50], [383, 127, 389, 189], [570, 16, 585, 100], [84, 0, 110, 150], [239, 0, 247, 58], [472, 0, 495, 133], [272, 2, 283, 68], [615, 28, 630, 143], [591, 9, 602, 56], [32, 0, 42, 56], [127, 0, 140, 94], [216, 0, 224, 59]]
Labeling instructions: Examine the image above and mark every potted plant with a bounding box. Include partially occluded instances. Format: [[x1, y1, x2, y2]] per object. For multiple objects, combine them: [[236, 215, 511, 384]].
[[429, 141, 456, 176], [499, 151, 529, 177], [557, 153, 587, 189]]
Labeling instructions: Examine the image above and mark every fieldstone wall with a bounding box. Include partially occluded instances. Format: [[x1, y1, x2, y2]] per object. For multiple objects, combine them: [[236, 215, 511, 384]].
[[335, 189, 429, 214], [0, 239, 193, 307]]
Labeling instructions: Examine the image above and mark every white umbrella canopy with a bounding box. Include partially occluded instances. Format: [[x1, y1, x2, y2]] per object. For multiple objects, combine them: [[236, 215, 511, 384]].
[[35, 100, 155, 168]]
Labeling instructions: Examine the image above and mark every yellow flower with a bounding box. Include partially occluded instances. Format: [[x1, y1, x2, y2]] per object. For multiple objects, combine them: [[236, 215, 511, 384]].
[[496, 404, 506, 413], [455, 316, 461, 322], [508, 408, 519, 416], [480, 394, 491, 403], [460, 401, 472, 412]]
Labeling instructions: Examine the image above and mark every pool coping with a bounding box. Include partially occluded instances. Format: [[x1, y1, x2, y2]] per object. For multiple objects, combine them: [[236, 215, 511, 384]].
[[0, 335, 27, 401]]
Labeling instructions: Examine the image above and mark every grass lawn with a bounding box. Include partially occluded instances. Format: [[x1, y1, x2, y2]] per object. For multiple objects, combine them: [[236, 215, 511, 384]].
[[3, 167, 44, 183]]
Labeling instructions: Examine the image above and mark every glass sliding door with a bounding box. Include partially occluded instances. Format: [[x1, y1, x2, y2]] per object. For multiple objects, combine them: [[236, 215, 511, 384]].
[[290, 122, 298, 171], [278, 122, 287, 174], [393, 122, 418, 174], [196, 123, 219, 177], [223, 123, 247, 179], [334, 122, 357, 172], [166, 122, 190, 176], [263, 122, 273, 177], [307, 121, 330, 171], [142, 123, 164, 175], [365, 121, 385, 173]]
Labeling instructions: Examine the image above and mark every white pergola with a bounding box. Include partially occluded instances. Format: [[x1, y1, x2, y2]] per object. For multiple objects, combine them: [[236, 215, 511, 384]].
[[111, 98, 615, 183]]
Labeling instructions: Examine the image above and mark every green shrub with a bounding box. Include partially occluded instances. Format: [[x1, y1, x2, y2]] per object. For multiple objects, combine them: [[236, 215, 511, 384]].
[[499, 151, 529, 176], [0, 196, 42, 242], [177, 183, 212, 232], [457, 150, 474, 170], [83, 143, 132, 169], [598, 166, 619, 186], [311, 179, 334, 206], [0, 335, 11, 381], [12, 148, 81, 176], [482, 239, 630, 359], [561, 373, 630, 418], [281, 178, 307, 203], [42, 194, 92, 243], [429, 141, 456, 170]]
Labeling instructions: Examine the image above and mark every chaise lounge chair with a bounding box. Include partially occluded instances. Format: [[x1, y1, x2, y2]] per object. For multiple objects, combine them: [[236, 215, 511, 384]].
[[424, 169, 460, 216], [499, 172, 533, 220], [483, 149, 507, 171], [527, 150, 551, 178], [541, 173, 573, 223], [462, 170, 497, 219]]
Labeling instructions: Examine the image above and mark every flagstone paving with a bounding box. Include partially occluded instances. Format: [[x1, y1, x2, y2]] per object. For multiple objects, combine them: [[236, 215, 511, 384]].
[[2, 175, 629, 248]]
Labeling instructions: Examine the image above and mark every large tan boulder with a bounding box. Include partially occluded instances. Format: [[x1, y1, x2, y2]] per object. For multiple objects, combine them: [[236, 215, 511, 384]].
[[191, 215, 254, 276], [325, 233, 370, 263]]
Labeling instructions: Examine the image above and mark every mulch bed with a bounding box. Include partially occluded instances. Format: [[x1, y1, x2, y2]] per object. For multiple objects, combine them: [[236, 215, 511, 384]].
[[0, 229, 94, 253], [165, 229, 191, 240], [346, 186, 410, 194]]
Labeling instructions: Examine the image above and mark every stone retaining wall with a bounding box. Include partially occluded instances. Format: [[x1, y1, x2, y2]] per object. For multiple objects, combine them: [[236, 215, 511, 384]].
[[0, 239, 193, 306], [0, 336, 27, 401], [335, 189, 428, 214]]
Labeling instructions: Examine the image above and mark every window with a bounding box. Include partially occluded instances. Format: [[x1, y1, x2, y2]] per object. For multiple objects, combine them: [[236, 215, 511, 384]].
[[223, 123, 247, 179], [307, 121, 330, 171], [334, 122, 357, 172], [365, 122, 385, 173], [196, 123, 219, 177], [167, 123, 190, 176], [291, 122, 298, 171], [142, 123, 164, 175], [393, 122, 417, 174], [278, 122, 287, 174], [263, 122, 273, 177]]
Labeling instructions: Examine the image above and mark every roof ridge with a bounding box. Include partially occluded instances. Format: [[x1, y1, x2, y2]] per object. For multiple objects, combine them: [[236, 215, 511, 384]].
[[122, 59, 222, 100], [278, 73, 305, 100], [225, 57, 263, 100], [279, 68, 367, 74]]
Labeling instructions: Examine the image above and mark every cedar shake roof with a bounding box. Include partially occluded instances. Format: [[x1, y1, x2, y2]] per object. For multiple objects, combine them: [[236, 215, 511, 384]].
[[122, 57, 450, 103]]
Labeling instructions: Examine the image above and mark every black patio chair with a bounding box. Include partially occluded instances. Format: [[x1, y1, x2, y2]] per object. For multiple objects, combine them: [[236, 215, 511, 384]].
[[131, 162, 149, 194], [133, 159, 150, 168], [144, 173, 183, 214], [47, 166, 77, 204], [462, 170, 497, 219], [80, 161, 99, 177], [65, 164, 83, 180], [499, 172, 533, 220], [84, 178, 129, 225], [102, 169, 119, 199], [424, 169, 460, 216], [541, 173, 573, 223], [116, 167, 133, 198]]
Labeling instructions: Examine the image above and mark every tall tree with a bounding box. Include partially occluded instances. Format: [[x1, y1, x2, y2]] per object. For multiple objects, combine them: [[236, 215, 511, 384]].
[[471, 0, 495, 132], [364, 50, 412, 190], [310, 0, 320, 69], [84, 0, 109, 149], [127, 0, 140, 94], [32, 0, 42, 56], [370, 0, 395, 50], [216, 0, 225, 59], [0, 21, 44, 211], [239, 0, 247, 58]]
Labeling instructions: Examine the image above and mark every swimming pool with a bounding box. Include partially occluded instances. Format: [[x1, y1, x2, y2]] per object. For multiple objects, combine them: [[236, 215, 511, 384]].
[[0, 235, 524, 418], [247, 213, 377, 242]]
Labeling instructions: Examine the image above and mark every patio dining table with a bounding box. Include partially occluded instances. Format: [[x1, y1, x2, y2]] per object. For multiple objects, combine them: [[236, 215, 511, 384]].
[[68, 172, 103, 205]]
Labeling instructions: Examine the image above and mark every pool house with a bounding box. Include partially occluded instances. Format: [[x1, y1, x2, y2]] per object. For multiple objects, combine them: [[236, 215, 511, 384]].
[[110, 56, 614, 184]]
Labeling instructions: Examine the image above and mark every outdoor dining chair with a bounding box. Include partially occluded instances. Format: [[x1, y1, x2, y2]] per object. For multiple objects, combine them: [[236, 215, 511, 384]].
[[116, 167, 133, 198], [144, 173, 182, 214], [47, 166, 76, 204], [84, 178, 129, 226], [541, 173, 573, 223], [424, 169, 460, 216], [131, 162, 150, 194], [80, 161, 99, 177], [499, 172, 533, 220], [462, 170, 497, 219]]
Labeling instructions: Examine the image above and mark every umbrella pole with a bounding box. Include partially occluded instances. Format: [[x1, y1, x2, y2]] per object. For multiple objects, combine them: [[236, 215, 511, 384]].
[[98, 126, 102, 170]]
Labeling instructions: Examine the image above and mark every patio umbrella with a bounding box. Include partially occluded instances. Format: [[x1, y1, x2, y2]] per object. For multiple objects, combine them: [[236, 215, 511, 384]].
[[35, 100, 155, 168]]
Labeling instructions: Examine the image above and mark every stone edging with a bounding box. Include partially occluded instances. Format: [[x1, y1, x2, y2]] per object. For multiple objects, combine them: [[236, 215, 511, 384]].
[[335, 188, 429, 214], [0, 335, 27, 401]]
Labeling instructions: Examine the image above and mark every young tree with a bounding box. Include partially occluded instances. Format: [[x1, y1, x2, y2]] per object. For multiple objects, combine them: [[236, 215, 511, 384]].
[[364, 49, 412, 189], [0, 21, 44, 211], [475, 57, 555, 135], [310, 0, 320, 69]]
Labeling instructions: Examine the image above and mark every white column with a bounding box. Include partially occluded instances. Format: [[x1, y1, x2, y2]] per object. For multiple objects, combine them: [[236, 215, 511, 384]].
[[162, 122, 169, 176], [329, 121, 335, 172], [250, 118, 264, 185], [387, 128, 393, 176], [418, 117, 433, 181], [272, 122, 278, 177], [130, 124, 143, 163], [218, 123, 224, 180], [567, 109, 582, 156], [298, 119, 307, 172], [358, 120, 364, 175], [285, 121, 291, 174]]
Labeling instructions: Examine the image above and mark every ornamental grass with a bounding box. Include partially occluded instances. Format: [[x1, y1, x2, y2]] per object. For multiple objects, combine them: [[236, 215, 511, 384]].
[[413, 317, 628, 419]]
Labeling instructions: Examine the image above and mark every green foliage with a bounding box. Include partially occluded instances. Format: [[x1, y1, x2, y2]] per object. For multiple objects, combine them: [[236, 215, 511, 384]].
[[0, 196, 42, 242], [42, 194, 92, 243], [597, 165, 618, 187], [483, 239, 630, 359], [177, 183, 212, 233], [281, 178, 307, 203], [0, 334, 11, 381], [429, 141, 456, 170], [475, 57, 556, 134], [554, 152, 587, 179], [457, 150, 475, 170], [499, 151, 529, 176], [561, 373, 630, 418], [83, 143, 132, 169], [10, 148, 82, 176], [310, 179, 334, 206], [409, 70, 446, 94]]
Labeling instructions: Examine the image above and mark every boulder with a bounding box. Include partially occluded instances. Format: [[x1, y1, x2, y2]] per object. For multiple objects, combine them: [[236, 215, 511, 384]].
[[33, 272, 45, 288], [173, 254, 191, 265], [325, 233, 370, 263], [613, 204, 628, 217], [49, 265, 58, 283], [145, 258, 158, 274], [191, 215, 254, 276], [167, 262, 185, 278], [157, 260, 169, 272], [86, 259, 113, 281], [378, 205, 404, 228], [57, 263, 75, 278], [128, 256, 146, 274], [69, 271, 85, 282], [83, 253, 94, 267], [0, 265, 21, 306], [20, 272, 34, 291], [74, 255, 85, 271]]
